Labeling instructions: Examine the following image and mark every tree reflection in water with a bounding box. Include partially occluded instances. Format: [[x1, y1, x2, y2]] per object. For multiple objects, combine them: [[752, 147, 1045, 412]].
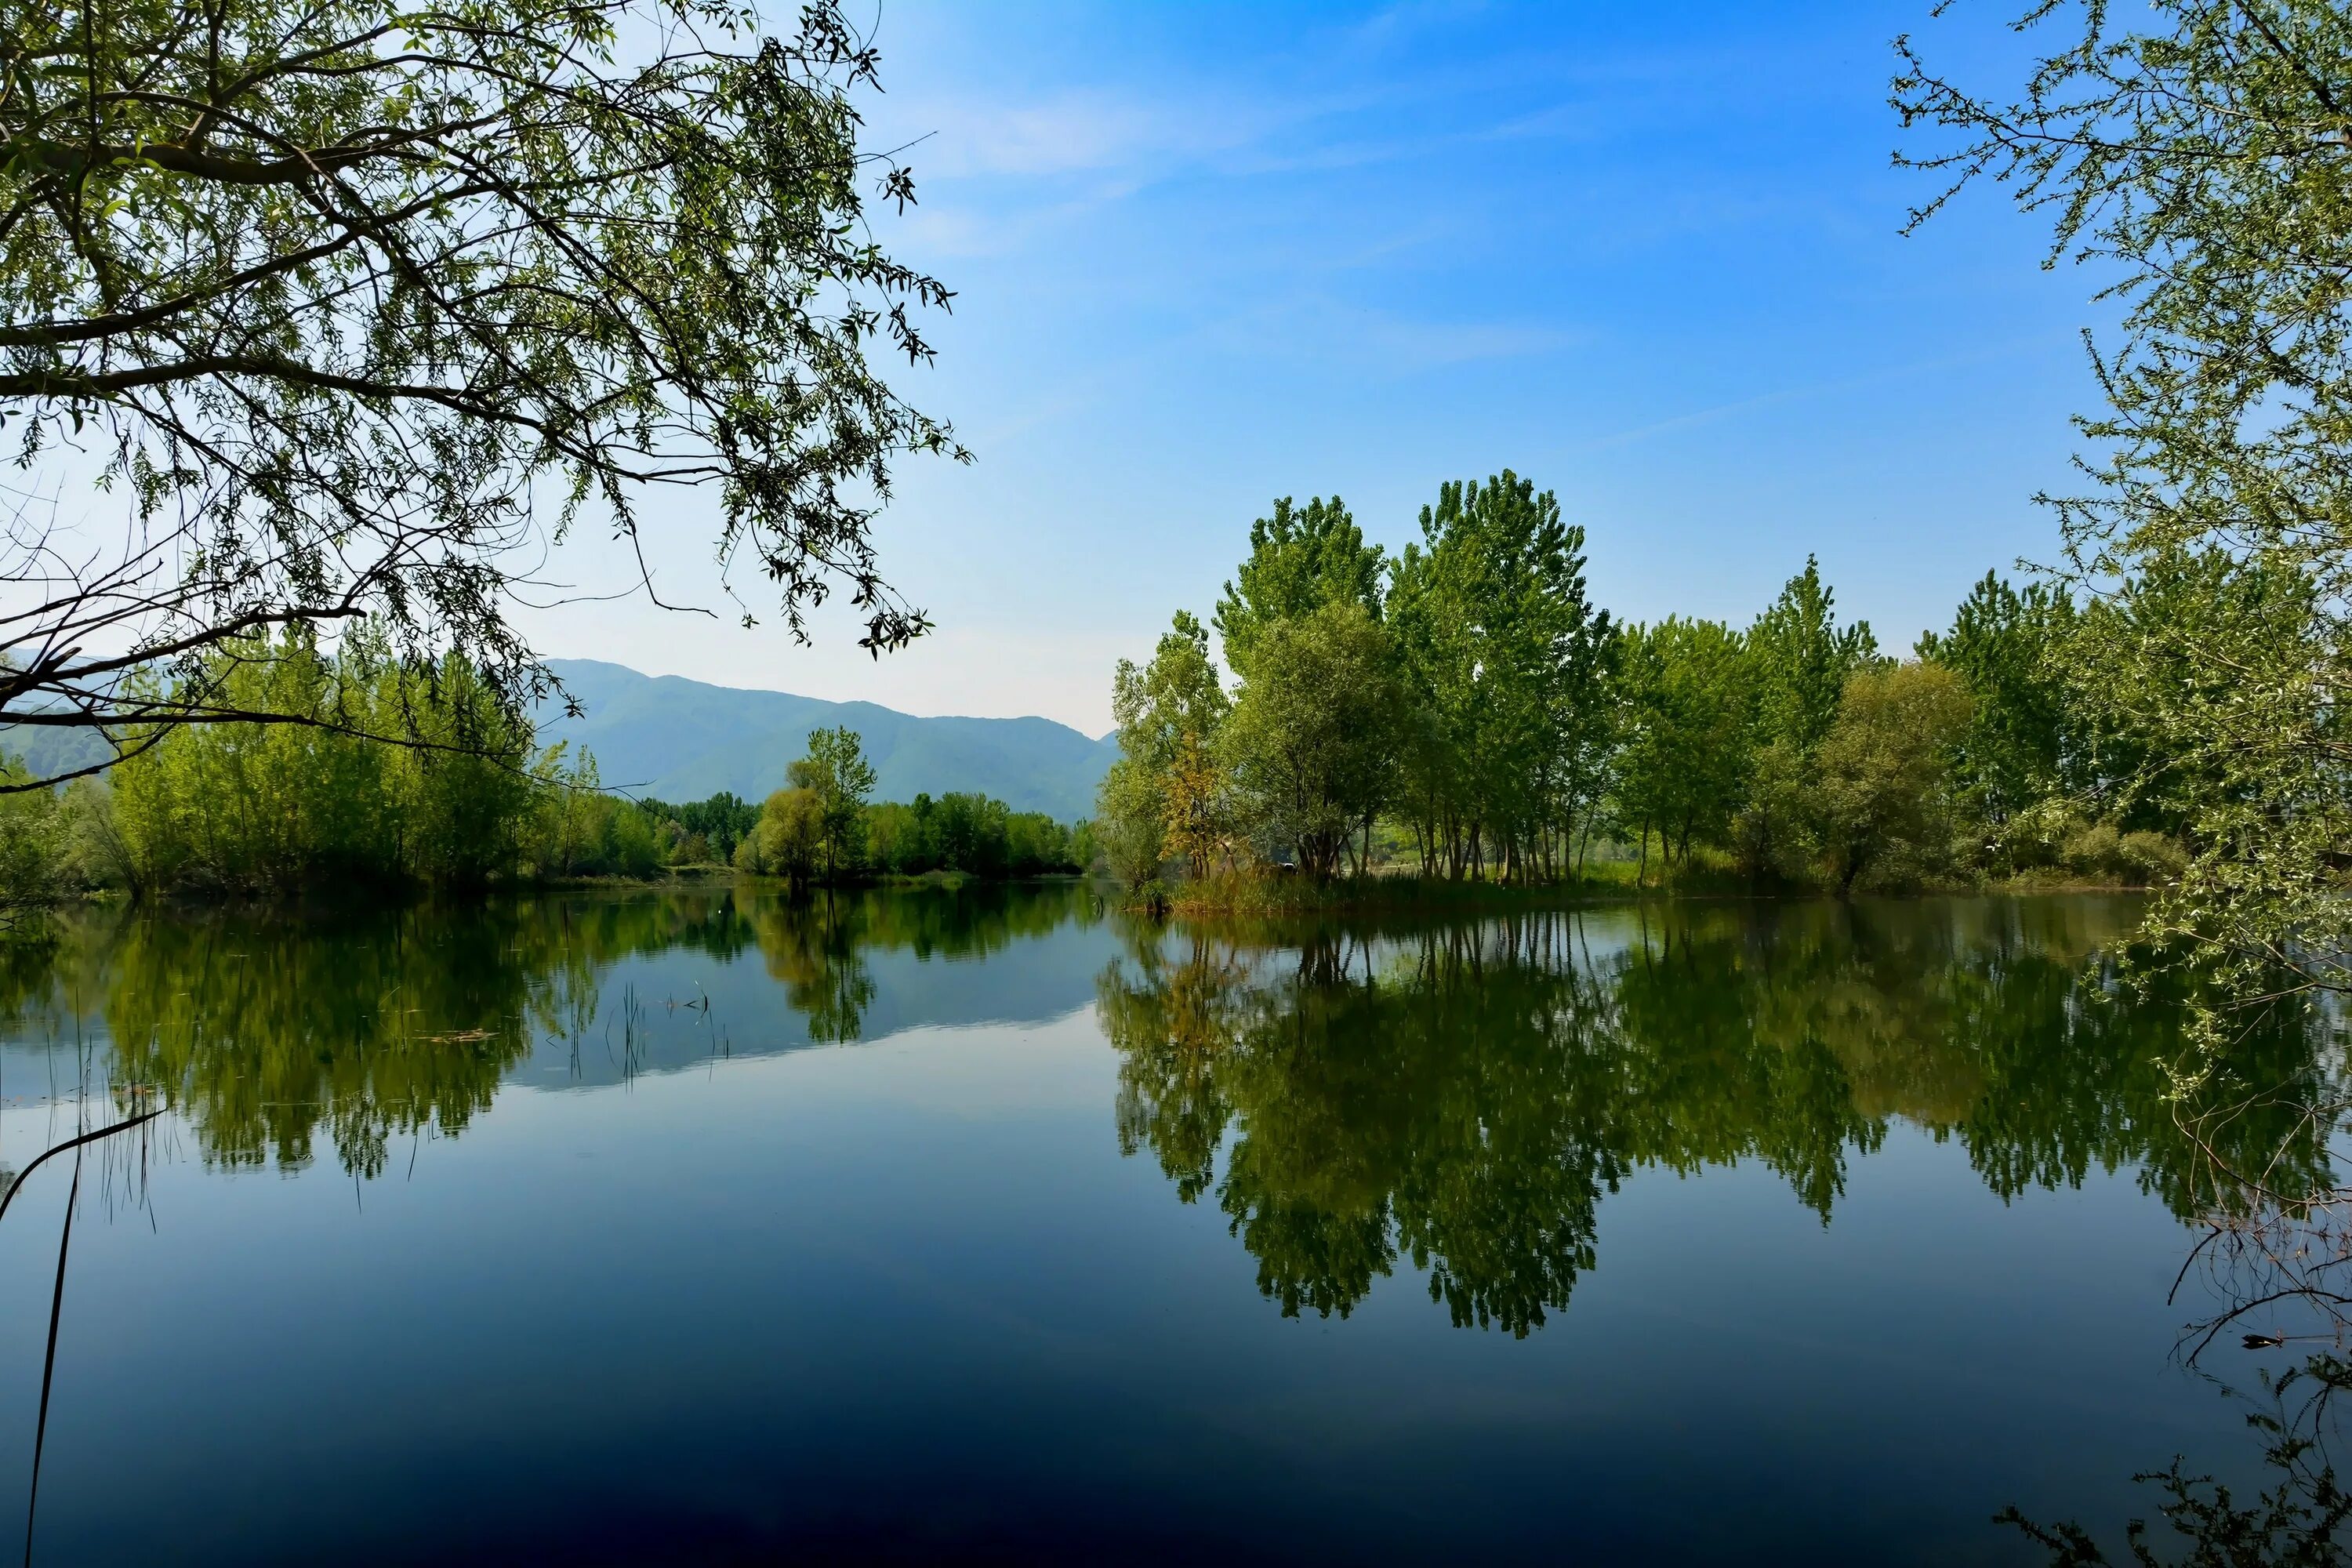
[[1098, 898, 2342, 1337], [1, 887, 2347, 1559], [0, 882, 1104, 1178]]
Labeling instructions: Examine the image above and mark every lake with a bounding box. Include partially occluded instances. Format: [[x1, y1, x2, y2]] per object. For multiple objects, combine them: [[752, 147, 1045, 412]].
[[0, 887, 2333, 1564]]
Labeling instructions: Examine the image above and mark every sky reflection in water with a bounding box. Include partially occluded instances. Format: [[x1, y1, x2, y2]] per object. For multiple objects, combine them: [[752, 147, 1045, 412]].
[[0, 887, 2328, 1565]]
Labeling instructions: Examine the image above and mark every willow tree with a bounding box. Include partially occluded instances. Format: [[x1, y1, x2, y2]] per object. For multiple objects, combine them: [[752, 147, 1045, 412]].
[[1897, 1, 2352, 1014], [0, 0, 961, 788]]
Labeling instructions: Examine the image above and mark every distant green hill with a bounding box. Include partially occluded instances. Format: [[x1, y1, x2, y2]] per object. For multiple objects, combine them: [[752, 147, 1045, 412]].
[[539, 659, 1119, 821]]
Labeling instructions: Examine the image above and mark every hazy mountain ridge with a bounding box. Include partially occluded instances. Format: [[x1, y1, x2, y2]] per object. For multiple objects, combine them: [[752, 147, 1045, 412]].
[[4, 659, 1117, 821], [539, 659, 1118, 820]]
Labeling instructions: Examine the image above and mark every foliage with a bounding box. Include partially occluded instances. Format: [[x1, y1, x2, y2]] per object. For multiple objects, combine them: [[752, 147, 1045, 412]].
[[1221, 601, 1405, 882], [1095, 759, 1168, 891], [1812, 662, 1975, 893], [1919, 572, 2082, 858], [1748, 555, 1881, 757], [637, 793, 760, 864], [1896, 0, 2352, 1015], [1111, 612, 1230, 778], [1613, 617, 1752, 871], [535, 749, 662, 880], [0, 0, 962, 785], [1098, 612, 1232, 889], [788, 726, 877, 882], [2057, 821, 2193, 889], [1163, 728, 1233, 883], [1388, 470, 1616, 882], [0, 750, 60, 941], [736, 787, 824, 887], [23, 638, 1020, 896], [864, 791, 1087, 877], [1113, 471, 2185, 902], [1212, 495, 1385, 682], [97, 631, 542, 891]]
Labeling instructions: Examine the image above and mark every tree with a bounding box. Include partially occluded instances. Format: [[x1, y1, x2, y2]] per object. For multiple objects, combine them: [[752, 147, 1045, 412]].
[[1163, 728, 1232, 881], [737, 787, 826, 887], [1918, 572, 2083, 867], [1096, 758, 1169, 891], [1098, 612, 1232, 887], [788, 726, 876, 883], [1722, 558, 1880, 883], [1748, 557, 1879, 759], [1813, 663, 1974, 894], [0, 751, 60, 940], [0, 0, 962, 788], [1896, 2, 2352, 1007], [1612, 618, 1752, 876], [1111, 612, 1230, 778], [1388, 470, 1613, 882], [97, 630, 536, 890], [1221, 601, 1404, 882], [1212, 495, 1385, 683]]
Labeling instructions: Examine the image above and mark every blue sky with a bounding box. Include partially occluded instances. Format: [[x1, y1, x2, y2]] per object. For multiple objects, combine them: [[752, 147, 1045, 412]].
[[526, 0, 2101, 735]]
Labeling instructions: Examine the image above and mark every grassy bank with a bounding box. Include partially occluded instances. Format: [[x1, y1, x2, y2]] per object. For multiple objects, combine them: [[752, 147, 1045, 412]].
[[1141, 860, 2160, 917]]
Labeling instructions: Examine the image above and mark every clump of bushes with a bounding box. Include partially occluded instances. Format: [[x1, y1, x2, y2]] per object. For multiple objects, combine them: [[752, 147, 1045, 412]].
[[2058, 820, 2189, 887]]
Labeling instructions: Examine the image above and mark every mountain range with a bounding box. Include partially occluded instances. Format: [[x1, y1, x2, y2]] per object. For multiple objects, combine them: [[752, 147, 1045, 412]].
[[2, 659, 1116, 819], [538, 659, 1118, 820]]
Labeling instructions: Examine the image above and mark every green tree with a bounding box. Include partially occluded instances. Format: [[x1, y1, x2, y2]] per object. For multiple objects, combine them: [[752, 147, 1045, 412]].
[[0, 752, 61, 941], [1098, 612, 1232, 888], [1388, 470, 1613, 881], [1096, 759, 1170, 891], [1221, 601, 1405, 882], [1722, 557, 1880, 882], [788, 726, 877, 884], [1896, 1, 2352, 1018], [1212, 495, 1385, 682], [1918, 572, 2082, 860], [0, 0, 961, 786], [1613, 618, 1752, 876], [1813, 662, 1975, 894], [1748, 557, 1880, 757], [737, 786, 826, 887]]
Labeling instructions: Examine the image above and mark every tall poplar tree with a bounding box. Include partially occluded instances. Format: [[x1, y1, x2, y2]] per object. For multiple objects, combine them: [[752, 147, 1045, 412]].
[[1388, 470, 1613, 881], [1212, 496, 1385, 683]]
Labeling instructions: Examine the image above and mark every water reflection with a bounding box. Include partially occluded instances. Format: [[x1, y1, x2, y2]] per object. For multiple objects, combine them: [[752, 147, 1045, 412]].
[[2003, 1351, 2352, 1563], [0, 883, 1105, 1176], [0, 887, 2345, 1561], [1100, 898, 2342, 1334], [1, 888, 2340, 1343]]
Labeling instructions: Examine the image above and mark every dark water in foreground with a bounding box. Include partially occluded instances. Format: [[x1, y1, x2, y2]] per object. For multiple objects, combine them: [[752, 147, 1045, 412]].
[[0, 887, 2336, 1564]]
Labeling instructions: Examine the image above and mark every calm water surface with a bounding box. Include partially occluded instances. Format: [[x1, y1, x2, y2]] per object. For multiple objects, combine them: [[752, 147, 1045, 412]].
[[0, 887, 2333, 1564]]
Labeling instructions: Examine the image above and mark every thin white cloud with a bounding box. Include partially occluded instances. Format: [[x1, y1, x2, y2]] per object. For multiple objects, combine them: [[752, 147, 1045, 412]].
[[907, 88, 1268, 180]]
